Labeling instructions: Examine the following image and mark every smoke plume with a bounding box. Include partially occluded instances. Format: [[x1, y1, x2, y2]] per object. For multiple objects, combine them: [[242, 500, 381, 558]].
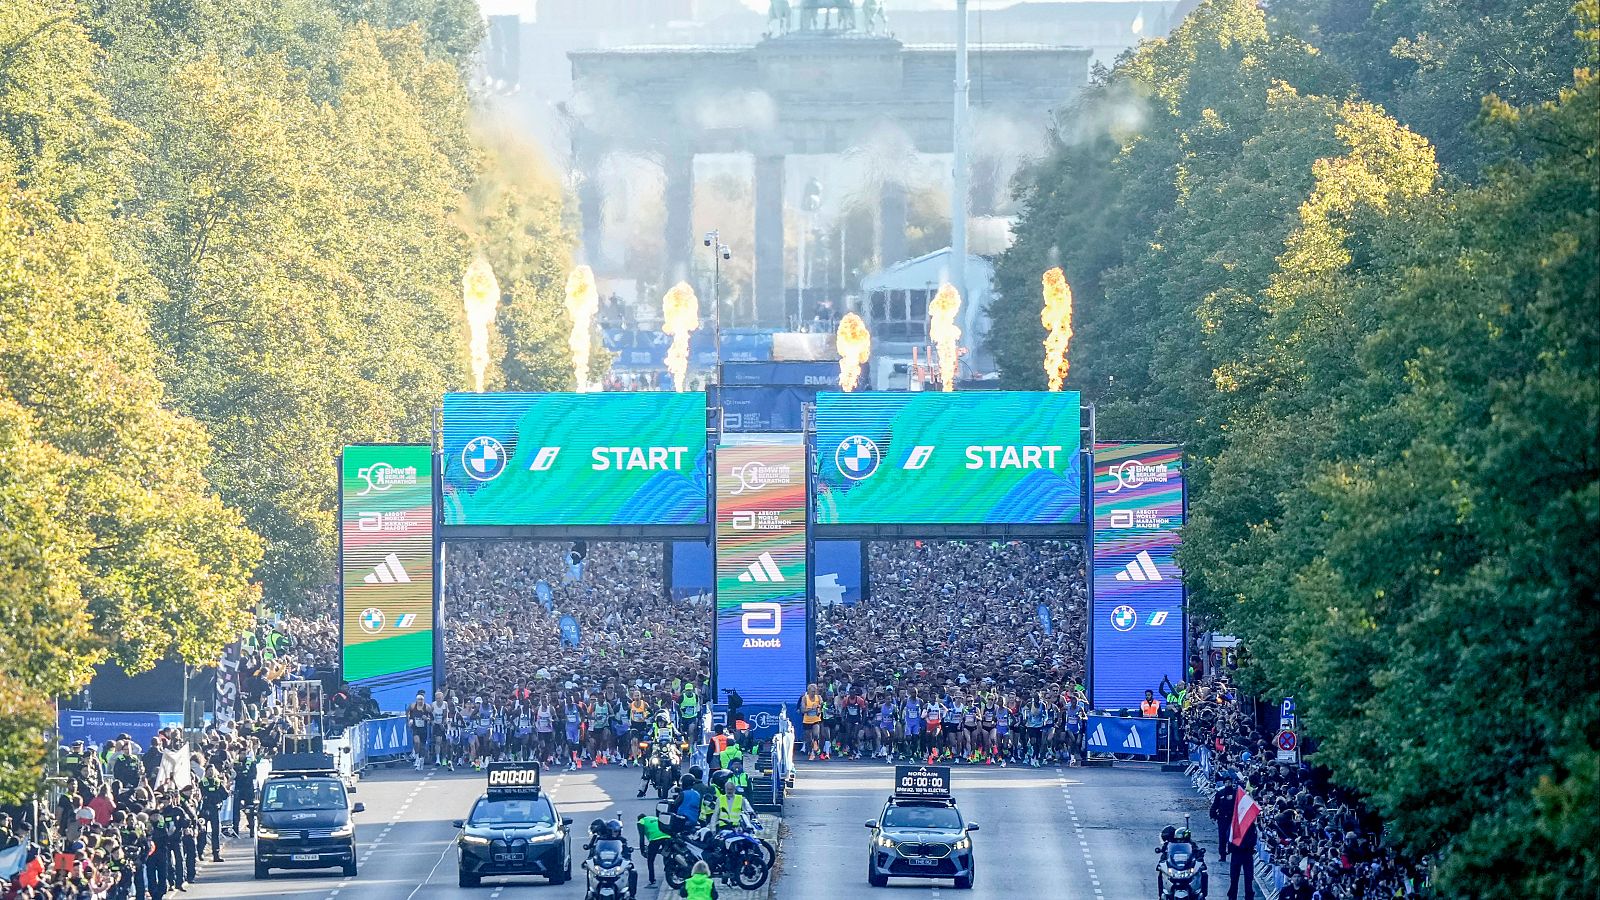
[[661, 281, 700, 392], [928, 284, 963, 392], [564, 265, 600, 392], [1041, 267, 1074, 391], [462, 255, 501, 392], [836, 313, 871, 391]]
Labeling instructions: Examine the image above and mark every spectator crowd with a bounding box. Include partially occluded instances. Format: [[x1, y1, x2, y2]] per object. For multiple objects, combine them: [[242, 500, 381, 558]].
[[1186, 673, 1430, 899]]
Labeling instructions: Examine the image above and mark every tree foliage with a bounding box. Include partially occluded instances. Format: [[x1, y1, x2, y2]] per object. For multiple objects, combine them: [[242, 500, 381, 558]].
[[0, 0, 574, 800], [994, 1, 1598, 894]]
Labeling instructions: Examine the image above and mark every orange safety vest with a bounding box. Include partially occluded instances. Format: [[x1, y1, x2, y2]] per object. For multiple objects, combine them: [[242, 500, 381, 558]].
[[1141, 699, 1161, 717], [710, 733, 730, 753]]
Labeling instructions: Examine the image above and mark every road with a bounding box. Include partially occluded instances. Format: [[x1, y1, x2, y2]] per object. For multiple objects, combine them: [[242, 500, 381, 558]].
[[185, 762, 706, 900], [774, 760, 1209, 900], [187, 759, 1208, 900]]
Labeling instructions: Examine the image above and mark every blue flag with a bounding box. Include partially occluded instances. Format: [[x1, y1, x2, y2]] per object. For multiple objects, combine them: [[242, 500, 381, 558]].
[[535, 580, 554, 613], [1038, 603, 1053, 636], [559, 614, 581, 648]]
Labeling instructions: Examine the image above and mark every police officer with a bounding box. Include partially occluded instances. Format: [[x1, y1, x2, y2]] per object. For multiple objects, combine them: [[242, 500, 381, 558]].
[[199, 768, 229, 861], [232, 746, 259, 837], [156, 790, 190, 892], [179, 784, 202, 883], [1210, 782, 1234, 862], [145, 807, 171, 899]]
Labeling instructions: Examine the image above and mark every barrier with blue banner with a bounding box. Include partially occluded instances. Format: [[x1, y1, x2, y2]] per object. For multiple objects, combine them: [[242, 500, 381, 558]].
[[602, 329, 776, 370], [1084, 715, 1159, 758], [719, 361, 837, 386], [58, 709, 184, 750]]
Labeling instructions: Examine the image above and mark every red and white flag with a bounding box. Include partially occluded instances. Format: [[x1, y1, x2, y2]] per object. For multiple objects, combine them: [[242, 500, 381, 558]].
[[1230, 788, 1260, 846]]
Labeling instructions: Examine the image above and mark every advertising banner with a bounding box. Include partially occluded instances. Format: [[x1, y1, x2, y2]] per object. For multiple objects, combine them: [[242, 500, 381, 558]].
[[720, 386, 810, 432], [1084, 715, 1159, 758], [720, 361, 838, 386], [442, 392, 708, 526], [1091, 443, 1185, 710], [57, 710, 185, 750], [341, 444, 435, 711], [715, 443, 809, 705], [814, 392, 1083, 525], [214, 642, 241, 727]]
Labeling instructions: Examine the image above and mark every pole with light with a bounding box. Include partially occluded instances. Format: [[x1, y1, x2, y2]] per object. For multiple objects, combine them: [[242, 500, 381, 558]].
[[703, 230, 731, 383]]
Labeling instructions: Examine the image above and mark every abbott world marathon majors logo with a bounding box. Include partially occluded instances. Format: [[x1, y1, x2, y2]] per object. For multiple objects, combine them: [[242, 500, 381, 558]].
[[1107, 458, 1170, 494]]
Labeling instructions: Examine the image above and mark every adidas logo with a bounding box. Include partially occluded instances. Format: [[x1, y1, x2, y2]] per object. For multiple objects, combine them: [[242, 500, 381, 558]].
[[364, 553, 411, 585], [1123, 727, 1143, 750], [1114, 550, 1163, 582], [1088, 723, 1107, 747], [737, 552, 785, 583]]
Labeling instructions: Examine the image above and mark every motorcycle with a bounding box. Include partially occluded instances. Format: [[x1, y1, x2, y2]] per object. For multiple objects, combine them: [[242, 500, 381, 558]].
[[584, 837, 635, 900], [662, 823, 772, 891], [637, 739, 684, 800], [1155, 816, 1209, 900]]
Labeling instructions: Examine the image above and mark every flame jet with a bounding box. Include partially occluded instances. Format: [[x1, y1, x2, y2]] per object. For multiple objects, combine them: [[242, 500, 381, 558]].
[[462, 256, 501, 392], [565, 266, 600, 392], [928, 284, 963, 391], [836, 313, 871, 391], [661, 281, 700, 392], [1041, 267, 1074, 391]]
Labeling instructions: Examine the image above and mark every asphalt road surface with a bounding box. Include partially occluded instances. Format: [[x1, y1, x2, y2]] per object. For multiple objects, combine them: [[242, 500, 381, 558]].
[[183, 761, 717, 900], [775, 760, 1209, 900], [186, 758, 1207, 900]]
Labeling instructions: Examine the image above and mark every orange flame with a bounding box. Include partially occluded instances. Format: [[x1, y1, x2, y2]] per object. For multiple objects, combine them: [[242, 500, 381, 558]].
[[462, 256, 501, 392], [928, 284, 963, 392], [836, 313, 871, 391], [661, 281, 700, 392], [1041, 267, 1074, 391], [565, 266, 600, 392]]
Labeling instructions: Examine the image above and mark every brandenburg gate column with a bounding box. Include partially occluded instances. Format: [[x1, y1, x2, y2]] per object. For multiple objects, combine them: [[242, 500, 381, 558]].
[[754, 152, 787, 327], [663, 146, 694, 283], [879, 179, 907, 268]]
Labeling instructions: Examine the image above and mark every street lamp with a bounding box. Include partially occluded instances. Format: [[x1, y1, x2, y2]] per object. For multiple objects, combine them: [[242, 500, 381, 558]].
[[703, 230, 731, 382]]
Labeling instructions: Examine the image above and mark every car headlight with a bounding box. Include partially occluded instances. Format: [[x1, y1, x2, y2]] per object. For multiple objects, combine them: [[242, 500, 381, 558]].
[[874, 835, 896, 849], [952, 836, 971, 851], [460, 834, 491, 846], [330, 824, 354, 838], [529, 831, 562, 843], [256, 829, 280, 840]]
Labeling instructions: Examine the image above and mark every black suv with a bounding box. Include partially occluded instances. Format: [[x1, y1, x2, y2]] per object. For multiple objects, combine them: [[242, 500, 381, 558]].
[[254, 753, 364, 879]]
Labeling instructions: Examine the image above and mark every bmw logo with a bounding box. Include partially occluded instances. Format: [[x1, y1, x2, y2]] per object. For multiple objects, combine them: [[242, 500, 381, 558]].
[[462, 435, 506, 481], [360, 607, 385, 634], [1111, 605, 1137, 632], [835, 435, 881, 481]]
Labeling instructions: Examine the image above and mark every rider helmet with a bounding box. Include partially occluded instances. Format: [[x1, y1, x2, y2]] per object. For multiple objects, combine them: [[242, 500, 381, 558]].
[[603, 819, 624, 839], [1174, 827, 1191, 841], [709, 769, 731, 790], [679, 774, 696, 788], [1161, 825, 1176, 844], [589, 818, 607, 835], [689, 766, 704, 781]]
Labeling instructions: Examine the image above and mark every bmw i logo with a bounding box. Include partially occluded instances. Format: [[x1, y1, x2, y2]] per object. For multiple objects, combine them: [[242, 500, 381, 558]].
[[462, 435, 506, 481], [360, 607, 385, 634], [835, 435, 881, 481], [1111, 605, 1137, 632]]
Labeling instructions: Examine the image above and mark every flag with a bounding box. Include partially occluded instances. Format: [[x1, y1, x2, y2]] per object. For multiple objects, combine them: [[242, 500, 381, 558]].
[[535, 581, 554, 613], [1230, 788, 1260, 846], [1037, 603, 1053, 636], [0, 843, 26, 879]]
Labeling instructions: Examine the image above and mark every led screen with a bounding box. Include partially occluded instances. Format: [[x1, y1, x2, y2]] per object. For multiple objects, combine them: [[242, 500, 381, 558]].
[[714, 443, 809, 705], [341, 445, 435, 710], [441, 392, 708, 526], [814, 392, 1083, 525], [1091, 442, 1185, 710]]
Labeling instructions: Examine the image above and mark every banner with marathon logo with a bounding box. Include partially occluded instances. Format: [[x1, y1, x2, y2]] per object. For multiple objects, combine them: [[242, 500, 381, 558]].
[[894, 765, 951, 799], [486, 761, 542, 797]]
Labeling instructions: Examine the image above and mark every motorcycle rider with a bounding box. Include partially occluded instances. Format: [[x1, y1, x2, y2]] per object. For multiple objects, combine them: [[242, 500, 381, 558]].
[[672, 774, 703, 836], [1157, 825, 1208, 898], [583, 817, 639, 899], [638, 713, 681, 798]]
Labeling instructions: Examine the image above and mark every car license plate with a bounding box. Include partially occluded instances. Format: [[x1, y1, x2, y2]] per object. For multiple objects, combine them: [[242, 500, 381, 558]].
[[908, 857, 937, 866], [290, 853, 320, 861], [494, 853, 524, 863]]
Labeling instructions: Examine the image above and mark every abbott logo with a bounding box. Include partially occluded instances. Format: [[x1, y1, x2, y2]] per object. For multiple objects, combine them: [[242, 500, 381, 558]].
[[903, 446, 936, 470], [528, 447, 561, 471], [740, 602, 782, 635]]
